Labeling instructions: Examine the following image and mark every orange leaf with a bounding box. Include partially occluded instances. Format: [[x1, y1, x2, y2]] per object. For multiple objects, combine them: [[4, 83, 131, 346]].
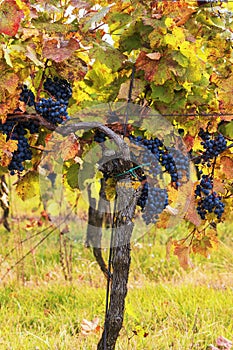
[[60, 133, 80, 161], [213, 178, 225, 194], [184, 194, 201, 227], [0, 0, 23, 36], [220, 156, 233, 180], [174, 244, 193, 270], [42, 38, 80, 62], [1, 72, 19, 94], [0, 134, 18, 167]]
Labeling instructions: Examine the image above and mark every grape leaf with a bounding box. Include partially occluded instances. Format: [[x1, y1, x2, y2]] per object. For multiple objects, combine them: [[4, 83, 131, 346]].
[[0, 134, 18, 167], [0, 0, 23, 36], [136, 51, 161, 82], [183, 134, 194, 152], [220, 156, 233, 180], [192, 228, 218, 258], [90, 46, 126, 72], [224, 121, 233, 138], [66, 163, 80, 189], [174, 243, 193, 270], [42, 38, 80, 62], [16, 171, 39, 201], [83, 6, 112, 32], [60, 134, 80, 161], [0, 72, 19, 95]]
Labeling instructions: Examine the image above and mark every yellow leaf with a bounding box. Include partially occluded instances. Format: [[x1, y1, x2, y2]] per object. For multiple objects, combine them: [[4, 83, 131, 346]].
[[16, 171, 39, 201], [0, 134, 17, 167]]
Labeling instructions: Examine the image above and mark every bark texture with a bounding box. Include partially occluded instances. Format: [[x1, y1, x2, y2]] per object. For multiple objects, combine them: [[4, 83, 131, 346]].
[[97, 177, 141, 350]]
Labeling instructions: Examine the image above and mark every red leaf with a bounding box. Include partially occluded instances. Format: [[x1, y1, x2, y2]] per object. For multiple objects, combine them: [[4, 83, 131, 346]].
[[183, 134, 194, 152], [0, 0, 23, 36], [42, 38, 80, 62], [136, 51, 161, 82]]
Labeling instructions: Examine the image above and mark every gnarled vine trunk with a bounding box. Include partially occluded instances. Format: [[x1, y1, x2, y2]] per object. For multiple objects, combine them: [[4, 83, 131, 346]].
[[97, 177, 141, 350]]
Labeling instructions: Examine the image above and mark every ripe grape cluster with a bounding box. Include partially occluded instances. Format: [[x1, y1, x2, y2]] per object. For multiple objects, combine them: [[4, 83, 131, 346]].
[[36, 77, 71, 124], [44, 77, 72, 102], [35, 98, 69, 124], [140, 184, 168, 225], [194, 129, 227, 221], [195, 175, 225, 220], [0, 121, 32, 174], [198, 128, 227, 165], [2, 76, 72, 174], [128, 135, 189, 187]]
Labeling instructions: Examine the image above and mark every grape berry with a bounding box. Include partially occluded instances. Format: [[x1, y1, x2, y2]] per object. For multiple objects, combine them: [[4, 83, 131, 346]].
[[19, 85, 35, 107]]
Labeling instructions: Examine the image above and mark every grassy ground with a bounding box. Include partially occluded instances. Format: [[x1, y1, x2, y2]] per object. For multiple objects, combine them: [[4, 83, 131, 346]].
[[0, 218, 232, 350]]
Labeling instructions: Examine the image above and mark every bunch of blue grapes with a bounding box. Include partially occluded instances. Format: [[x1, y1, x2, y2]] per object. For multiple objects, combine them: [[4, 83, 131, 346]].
[[44, 77, 72, 103], [2, 76, 73, 174], [167, 148, 190, 184], [19, 85, 35, 107], [195, 175, 225, 220], [198, 129, 227, 164], [0, 122, 32, 175], [35, 77, 72, 125], [140, 184, 168, 225], [128, 135, 189, 187], [35, 98, 69, 124]]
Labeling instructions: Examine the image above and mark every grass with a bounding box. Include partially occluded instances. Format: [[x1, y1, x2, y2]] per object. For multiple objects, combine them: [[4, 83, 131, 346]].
[[0, 217, 232, 350]]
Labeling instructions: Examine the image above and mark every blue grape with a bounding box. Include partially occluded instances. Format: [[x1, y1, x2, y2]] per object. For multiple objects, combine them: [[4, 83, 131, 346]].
[[199, 129, 227, 163], [19, 85, 35, 107], [140, 184, 168, 225], [35, 98, 69, 124], [195, 175, 225, 220], [44, 77, 72, 103], [94, 130, 106, 143]]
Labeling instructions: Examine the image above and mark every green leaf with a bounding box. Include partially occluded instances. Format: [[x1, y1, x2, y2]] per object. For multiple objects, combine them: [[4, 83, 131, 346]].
[[90, 45, 125, 72], [151, 84, 174, 104], [153, 61, 171, 85], [172, 51, 189, 68], [220, 121, 233, 139], [66, 163, 80, 189]]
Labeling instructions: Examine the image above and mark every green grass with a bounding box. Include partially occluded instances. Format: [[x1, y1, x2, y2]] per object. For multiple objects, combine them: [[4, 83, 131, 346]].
[[0, 219, 232, 350]]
